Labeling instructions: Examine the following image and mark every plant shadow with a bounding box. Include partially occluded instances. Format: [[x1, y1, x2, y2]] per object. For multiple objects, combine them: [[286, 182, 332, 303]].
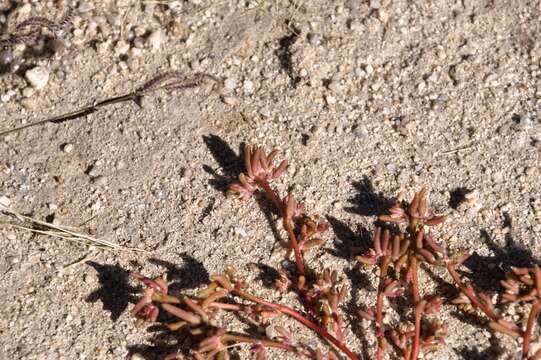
[[345, 176, 396, 217], [85, 261, 139, 322], [454, 333, 504, 359], [149, 254, 210, 293], [202, 134, 244, 192], [326, 215, 372, 260], [460, 212, 537, 293], [448, 187, 471, 209], [126, 324, 197, 360]]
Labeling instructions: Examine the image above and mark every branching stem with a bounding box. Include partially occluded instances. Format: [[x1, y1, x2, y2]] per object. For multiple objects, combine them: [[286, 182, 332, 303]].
[[232, 288, 359, 360], [409, 256, 422, 360], [523, 301, 540, 359], [376, 256, 391, 360]]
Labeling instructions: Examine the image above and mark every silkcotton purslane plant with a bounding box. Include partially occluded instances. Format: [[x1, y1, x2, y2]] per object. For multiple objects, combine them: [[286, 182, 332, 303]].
[[127, 143, 541, 360]]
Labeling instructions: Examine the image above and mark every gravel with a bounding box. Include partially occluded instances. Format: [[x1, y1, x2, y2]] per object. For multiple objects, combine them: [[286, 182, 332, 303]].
[[0, 1, 539, 359], [24, 66, 50, 90]]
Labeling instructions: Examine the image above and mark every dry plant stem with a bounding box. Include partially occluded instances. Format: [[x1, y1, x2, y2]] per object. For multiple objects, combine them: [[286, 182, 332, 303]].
[[258, 179, 305, 276], [523, 301, 541, 359], [232, 288, 359, 360], [0, 72, 216, 137]]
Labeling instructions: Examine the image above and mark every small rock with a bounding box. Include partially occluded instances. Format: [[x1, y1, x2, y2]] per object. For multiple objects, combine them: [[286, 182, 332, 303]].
[[234, 227, 247, 237], [325, 95, 336, 105], [22, 87, 35, 98], [62, 143, 74, 153], [457, 189, 483, 217], [328, 80, 343, 94], [18, 3, 31, 14], [224, 77, 237, 90], [308, 33, 322, 46], [259, 107, 271, 118], [168, 20, 187, 39], [0, 50, 14, 65], [221, 95, 238, 106], [78, 2, 95, 13], [114, 40, 130, 56], [243, 80, 254, 94], [130, 354, 146, 360], [92, 176, 107, 186], [353, 124, 369, 137], [1, 93, 12, 102], [148, 29, 164, 51], [19, 98, 36, 109], [0, 195, 11, 209], [25, 66, 50, 90], [154, 189, 169, 200], [91, 200, 102, 211], [370, 0, 381, 9]]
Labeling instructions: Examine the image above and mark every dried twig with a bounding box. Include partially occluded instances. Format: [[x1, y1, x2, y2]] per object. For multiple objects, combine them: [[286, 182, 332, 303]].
[[0, 72, 218, 138], [0, 207, 146, 252]]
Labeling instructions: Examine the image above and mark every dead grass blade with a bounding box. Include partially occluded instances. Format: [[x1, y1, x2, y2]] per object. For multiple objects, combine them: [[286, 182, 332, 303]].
[[0, 207, 147, 253]]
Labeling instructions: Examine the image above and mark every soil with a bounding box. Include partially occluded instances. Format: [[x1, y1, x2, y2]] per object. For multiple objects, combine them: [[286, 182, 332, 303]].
[[0, 0, 540, 359]]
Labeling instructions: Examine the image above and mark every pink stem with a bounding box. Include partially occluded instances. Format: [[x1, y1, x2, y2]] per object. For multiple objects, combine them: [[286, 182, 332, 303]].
[[283, 218, 305, 276], [410, 257, 422, 360], [523, 301, 541, 359], [376, 256, 391, 360], [259, 179, 305, 276], [233, 288, 359, 360]]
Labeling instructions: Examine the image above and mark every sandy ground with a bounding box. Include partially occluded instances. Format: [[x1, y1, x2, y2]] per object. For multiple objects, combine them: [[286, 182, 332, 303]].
[[0, 0, 540, 359]]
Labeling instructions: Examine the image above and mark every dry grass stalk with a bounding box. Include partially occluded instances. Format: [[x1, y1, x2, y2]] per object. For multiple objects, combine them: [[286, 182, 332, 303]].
[[0, 207, 145, 252]]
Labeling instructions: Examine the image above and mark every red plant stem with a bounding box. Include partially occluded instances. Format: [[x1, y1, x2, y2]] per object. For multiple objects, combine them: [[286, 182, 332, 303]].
[[222, 333, 297, 352], [233, 288, 359, 360], [522, 301, 541, 359], [209, 302, 242, 311], [409, 256, 422, 360], [258, 180, 283, 216], [446, 263, 502, 322], [376, 256, 391, 360], [258, 179, 305, 276], [283, 218, 306, 276]]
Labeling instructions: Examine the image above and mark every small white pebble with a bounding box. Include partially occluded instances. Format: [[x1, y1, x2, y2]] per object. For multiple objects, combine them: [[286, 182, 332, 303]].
[[370, 0, 381, 9], [234, 227, 247, 237], [92, 176, 107, 186], [91, 200, 102, 211], [365, 64, 374, 75], [62, 143, 74, 153], [25, 66, 50, 90], [0, 195, 11, 209], [114, 40, 130, 56], [224, 77, 237, 90], [18, 4, 31, 14], [22, 87, 34, 98], [147, 29, 164, 51], [1, 93, 11, 102], [243, 80, 254, 94], [221, 95, 238, 106], [325, 95, 336, 105]]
